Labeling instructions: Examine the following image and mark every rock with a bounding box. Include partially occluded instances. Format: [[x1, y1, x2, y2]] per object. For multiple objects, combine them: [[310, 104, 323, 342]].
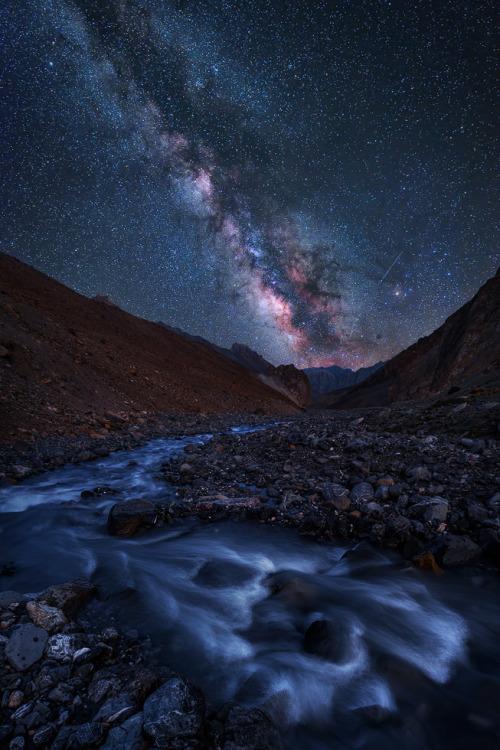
[[45, 634, 86, 662], [7, 691, 24, 709], [32, 724, 57, 747], [409, 497, 449, 523], [349, 482, 374, 504], [101, 713, 144, 750], [107, 498, 158, 537], [467, 503, 489, 523], [5, 624, 48, 671], [436, 535, 483, 566], [40, 577, 96, 614], [143, 678, 205, 744], [487, 492, 500, 507], [26, 601, 68, 633], [67, 722, 104, 749], [0, 592, 25, 609], [262, 364, 311, 408], [322, 483, 351, 511], [219, 704, 283, 750], [407, 466, 431, 481], [304, 619, 351, 663], [413, 551, 443, 574], [124, 670, 159, 705], [478, 529, 500, 564], [94, 694, 136, 725]]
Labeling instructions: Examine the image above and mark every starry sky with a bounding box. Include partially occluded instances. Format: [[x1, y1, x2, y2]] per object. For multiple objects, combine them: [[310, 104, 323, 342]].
[[2, 0, 498, 368]]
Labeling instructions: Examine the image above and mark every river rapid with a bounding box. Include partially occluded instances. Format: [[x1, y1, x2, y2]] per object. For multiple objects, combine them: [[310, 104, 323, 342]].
[[1, 430, 499, 749]]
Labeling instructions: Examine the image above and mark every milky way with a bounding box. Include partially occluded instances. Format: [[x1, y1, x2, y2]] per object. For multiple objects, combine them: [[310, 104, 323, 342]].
[[2, 0, 498, 367]]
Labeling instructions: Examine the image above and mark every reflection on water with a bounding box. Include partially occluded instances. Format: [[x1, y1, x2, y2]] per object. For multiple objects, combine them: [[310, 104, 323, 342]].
[[1, 436, 499, 749]]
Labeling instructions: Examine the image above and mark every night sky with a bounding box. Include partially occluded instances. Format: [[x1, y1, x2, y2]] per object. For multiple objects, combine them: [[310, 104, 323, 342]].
[[2, 0, 498, 368]]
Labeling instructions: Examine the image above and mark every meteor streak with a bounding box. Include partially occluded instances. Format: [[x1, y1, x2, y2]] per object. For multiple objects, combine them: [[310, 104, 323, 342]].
[[380, 251, 404, 282]]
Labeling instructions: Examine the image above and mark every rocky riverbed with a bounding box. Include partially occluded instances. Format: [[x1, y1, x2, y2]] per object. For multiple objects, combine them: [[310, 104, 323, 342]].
[[1, 396, 499, 748], [150, 405, 500, 571]]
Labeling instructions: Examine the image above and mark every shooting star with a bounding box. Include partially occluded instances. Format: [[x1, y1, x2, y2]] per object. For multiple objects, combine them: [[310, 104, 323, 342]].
[[380, 250, 404, 282]]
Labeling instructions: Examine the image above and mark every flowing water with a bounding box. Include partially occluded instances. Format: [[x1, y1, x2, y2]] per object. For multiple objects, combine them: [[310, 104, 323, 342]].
[[1, 432, 499, 749]]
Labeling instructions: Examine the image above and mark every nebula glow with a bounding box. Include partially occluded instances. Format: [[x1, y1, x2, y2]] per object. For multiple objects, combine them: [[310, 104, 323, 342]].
[[2, 0, 497, 368]]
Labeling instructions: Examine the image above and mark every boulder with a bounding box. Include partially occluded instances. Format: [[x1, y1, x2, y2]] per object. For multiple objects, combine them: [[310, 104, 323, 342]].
[[107, 498, 158, 537], [435, 535, 482, 566], [101, 713, 144, 750], [143, 678, 205, 744], [5, 624, 48, 671], [40, 577, 97, 615], [303, 619, 351, 663], [26, 601, 68, 633], [219, 703, 283, 750], [408, 497, 449, 523]]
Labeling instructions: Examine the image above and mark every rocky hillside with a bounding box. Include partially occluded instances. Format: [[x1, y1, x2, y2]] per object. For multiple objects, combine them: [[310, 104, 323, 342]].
[[0, 253, 298, 444], [304, 361, 384, 396], [158, 324, 272, 374], [335, 268, 500, 408]]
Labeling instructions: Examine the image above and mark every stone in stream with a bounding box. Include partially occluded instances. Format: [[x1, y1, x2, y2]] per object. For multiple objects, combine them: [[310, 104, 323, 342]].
[[435, 535, 482, 566], [26, 601, 68, 633], [107, 498, 158, 537], [218, 703, 283, 750], [39, 577, 97, 615], [5, 623, 48, 671], [143, 678, 205, 744], [0, 591, 25, 609], [304, 619, 351, 663]]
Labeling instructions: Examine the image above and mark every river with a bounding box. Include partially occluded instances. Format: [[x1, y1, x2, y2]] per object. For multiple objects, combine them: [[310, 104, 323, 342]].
[[1, 430, 499, 749]]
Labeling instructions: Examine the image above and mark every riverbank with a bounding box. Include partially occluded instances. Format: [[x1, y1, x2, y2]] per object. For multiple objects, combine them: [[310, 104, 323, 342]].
[[1, 397, 499, 570]]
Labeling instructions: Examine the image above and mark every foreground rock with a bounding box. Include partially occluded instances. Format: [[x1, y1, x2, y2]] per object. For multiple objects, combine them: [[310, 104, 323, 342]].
[[107, 498, 158, 537], [0, 578, 283, 750]]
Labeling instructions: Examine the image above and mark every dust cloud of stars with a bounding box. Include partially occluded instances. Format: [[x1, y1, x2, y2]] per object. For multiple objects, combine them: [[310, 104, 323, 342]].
[[2, 0, 498, 368]]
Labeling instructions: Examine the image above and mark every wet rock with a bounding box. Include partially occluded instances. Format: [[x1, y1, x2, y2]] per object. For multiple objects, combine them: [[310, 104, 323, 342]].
[[413, 551, 443, 574], [107, 498, 158, 537], [101, 712, 144, 750], [487, 492, 500, 508], [219, 704, 283, 750], [45, 634, 86, 662], [304, 619, 351, 663], [7, 691, 24, 709], [409, 497, 449, 523], [349, 482, 374, 504], [94, 694, 136, 725], [322, 483, 351, 511], [40, 577, 96, 614], [0, 592, 25, 609], [32, 723, 57, 747], [5, 624, 48, 671], [195, 559, 255, 588], [407, 466, 431, 481], [143, 678, 205, 744], [467, 503, 489, 523], [478, 529, 500, 564], [67, 722, 104, 749], [124, 669, 159, 705], [435, 535, 483, 566], [352, 704, 399, 726], [26, 601, 68, 633]]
